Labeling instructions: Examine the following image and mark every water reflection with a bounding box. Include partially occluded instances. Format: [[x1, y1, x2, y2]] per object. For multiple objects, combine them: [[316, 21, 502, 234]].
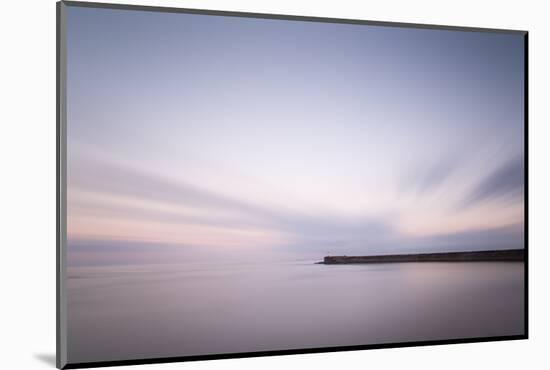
[[67, 261, 524, 363]]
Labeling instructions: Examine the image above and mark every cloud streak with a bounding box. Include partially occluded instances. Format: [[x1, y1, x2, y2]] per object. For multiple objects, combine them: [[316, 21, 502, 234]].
[[68, 153, 525, 263], [400, 155, 459, 195], [461, 156, 524, 208], [69, 157, 394, 249]]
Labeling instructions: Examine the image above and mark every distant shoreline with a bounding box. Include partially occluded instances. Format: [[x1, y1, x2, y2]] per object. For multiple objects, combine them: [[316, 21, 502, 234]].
[[318, 249, 524, 265]]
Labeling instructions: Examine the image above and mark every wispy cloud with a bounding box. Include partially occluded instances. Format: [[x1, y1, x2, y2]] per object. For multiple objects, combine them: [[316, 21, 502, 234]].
[[68, 153, 526, 263], [68, 157, 394, 249], [461, 156, 524, 208], [400, 155, 459, 195]]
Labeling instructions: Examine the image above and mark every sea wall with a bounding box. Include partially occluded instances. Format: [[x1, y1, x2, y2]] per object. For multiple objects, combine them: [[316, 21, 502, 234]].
[[322, 249, 524, 264]]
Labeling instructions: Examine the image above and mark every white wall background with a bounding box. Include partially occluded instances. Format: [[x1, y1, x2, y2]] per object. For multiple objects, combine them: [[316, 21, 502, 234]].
[[0, 0, 548, 369]]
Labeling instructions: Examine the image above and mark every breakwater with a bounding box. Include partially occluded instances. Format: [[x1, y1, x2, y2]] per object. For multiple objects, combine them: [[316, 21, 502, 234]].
[[321, 249, 524, 264]]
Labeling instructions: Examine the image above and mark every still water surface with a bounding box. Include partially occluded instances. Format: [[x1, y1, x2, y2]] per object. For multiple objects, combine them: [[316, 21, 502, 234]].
[[67, 261, 524, 363]]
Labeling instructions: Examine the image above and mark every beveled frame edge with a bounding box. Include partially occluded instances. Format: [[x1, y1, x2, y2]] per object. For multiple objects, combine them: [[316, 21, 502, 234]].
[[61, 335, 527, 369], [56, 1, 529, 369], [60, 0, 527, 35], [523, 32, 529, 339], [57, 1, 68, 369]]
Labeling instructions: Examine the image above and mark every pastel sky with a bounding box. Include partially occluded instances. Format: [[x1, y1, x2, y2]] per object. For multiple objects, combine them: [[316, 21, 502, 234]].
[[66, 6, 525, 265]]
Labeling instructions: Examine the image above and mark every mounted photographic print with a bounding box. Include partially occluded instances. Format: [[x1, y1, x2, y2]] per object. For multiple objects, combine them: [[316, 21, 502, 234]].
[[56, 1, 528, 368]]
